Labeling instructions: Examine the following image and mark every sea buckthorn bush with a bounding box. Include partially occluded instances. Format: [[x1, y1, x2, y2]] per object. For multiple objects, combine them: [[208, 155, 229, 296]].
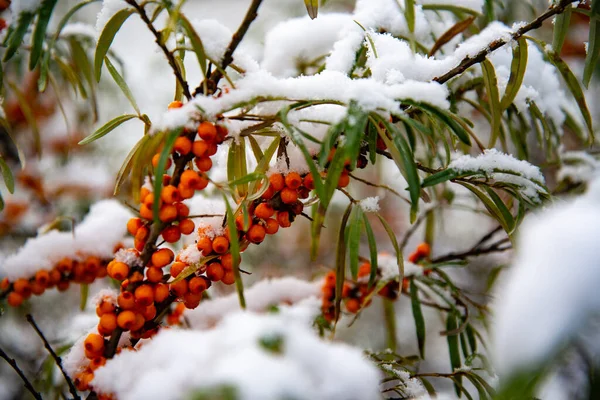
[[1, 0, 600, 399]]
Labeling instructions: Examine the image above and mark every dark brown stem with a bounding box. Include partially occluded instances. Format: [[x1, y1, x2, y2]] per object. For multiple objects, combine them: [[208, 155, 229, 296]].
[[0, 346, 42, 400], [204, 0, 264, 92], [433, 0, 578, 84], [431, 236, 512, 263], [26, 314, 80, 400], [125, 0, 191, 100]]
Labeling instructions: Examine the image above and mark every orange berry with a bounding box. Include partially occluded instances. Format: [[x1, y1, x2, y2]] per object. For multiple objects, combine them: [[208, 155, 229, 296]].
[[30, 281, 45, 295], [285, 172, 302, 189], [189, 277, 208, 294], [108, 262, 130, 281], [35, 270, 50, 287], [48, 269, 61, 286], [416, 242, 431, 258], [170, 261, 187, 278], [96, 300, 115, 316], [140, 186, 151, 202], [192, 140, 209, 158], [194, 156, 212, 172], [99, 313, 117, 334], [7, 292, 23, 307], [84, 333, 105, 354], [247, 224, 266, 244], [0, 277, 9, 290], [254, 203, 274, 219], [75, 371, 94, 391], [176, 202, 190, 218], [177, 183, 195, 199], [358, 262, 371, 278], [152, 248, 175, 268], [220, 253, 234, 270], [196, 236, 213, 256], [168, 101, 183, 109], [143, 192, 157, 208], [13, 279, 31, 297], [127, 218, 143, 236], [264, 218, 279, 235], [269, 173, 285, 191], [134, 284, 154, 307], [57, 280, 70, 292], [154, 283, 170, 303], [206, 262, 224, 282], [261, 184, 275, 200], [147, 267, 164, 283], [161, 185, 181, 204], [221, 270, 236, 285], [152, 153, 172, 169], [117, 291, 136, 310], [117, 310, 137, 330], [173, 136, 192, 155], [212, 236, 229, 254], [141, 303, 157, 321], [280, 187, 298, 204], [180, 170, 201, 189], [206, 142, 218, 157], [179, 218, 195, 235], [216, 124, 228, 142], [162, 225, 181, 243], [345, 298, 361, 313], [196, 174, 209, 190], [277, 211, 292, 228], [290, 201, 304, 215], [159, 204, 178, 222], [170, 279, 188, 297], [135, 225, 150, 242], [89, 357, 106, 371], [338, 171, 350, 188], [84, 256, 102, 274], [56, 258, 73, 273], [197, 121, 217, 142], [303, 173, 315, 190], [183, 292, 202, 309], [139, 203, 154, 220], [235, 214, 251, 231], [131, 313, 146, 331]]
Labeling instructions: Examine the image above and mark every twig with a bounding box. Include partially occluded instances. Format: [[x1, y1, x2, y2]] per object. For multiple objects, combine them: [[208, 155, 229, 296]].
[[433, 0, 578, 84], [431, 237, 512, 263], [124, 0, 191, 100], [348, 172, 411, 204], [205, 0, 264, 91], [0, 346, 42, 400], [26, 314, 81, 400], [400, 207, 435, 250]]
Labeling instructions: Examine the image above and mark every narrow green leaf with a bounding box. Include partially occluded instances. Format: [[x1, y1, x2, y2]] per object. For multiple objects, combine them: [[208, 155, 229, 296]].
[[334, 203, 353, 322], [583, 1, 600, 88], [552, 6, 571, 54], [447, 314, 462, 396], [410, 280, 426, 358], [406, 101, 471, 145], [0, 156, 15, 194], [80, 284, 89, 311], [94, 8, 134, 82], [483, 186, 515, 233], [105, 57, 140, 115], [228, 172, 266, 188], [483, 0, 494, 22], [153, 130, 180, 223], [79, 114, 137, 145], [348, 207, 363, 280], [429, 16, 475, 57], [169, 255, 219, 283], [459, 181, 511, 233], [481, 59, 501, 147], [376, 212, 404, 282], [500, 37, 528, 110], [405, 0, 416, 32], [247, 135, 264, 162], [224, 195, 245, 309], [114, 135, 146, 195], [179, 15, 208, 79], [304, 0, 318, 19], [421, 169, 458, 188], [362, 213, 378, 288], [3, 12, 35, 62], [29, 0, 58, 70], [0, 193, 4, 211], [69, 38, 99, 122]]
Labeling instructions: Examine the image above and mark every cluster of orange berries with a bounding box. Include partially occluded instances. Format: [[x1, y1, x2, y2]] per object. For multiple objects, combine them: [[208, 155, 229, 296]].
[[1, 254, 114, 307], [321, 262, 400, 322]]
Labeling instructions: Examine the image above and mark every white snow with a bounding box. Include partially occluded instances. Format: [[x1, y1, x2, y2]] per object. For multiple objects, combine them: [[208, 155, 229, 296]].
[[418, 0, 483, 12], [96, 0, 132, 32], [493, 178, 600, 374], [1, 200, 132, 280], [10, 0, 42, 15], [359, 196, 381, 213], [92, 309, 381, 400]]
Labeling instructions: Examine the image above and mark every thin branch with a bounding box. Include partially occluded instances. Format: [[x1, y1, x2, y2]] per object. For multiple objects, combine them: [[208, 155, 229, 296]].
[[348, 172, 411, 204], [431, 237, 512, 263], [400, 207, 435, 250], [433, 0, 578, 84], [205, 0, 264, 91], [125, 0, 191, 100], [26, 315, 80, 400], [0, 346, 43, 400]]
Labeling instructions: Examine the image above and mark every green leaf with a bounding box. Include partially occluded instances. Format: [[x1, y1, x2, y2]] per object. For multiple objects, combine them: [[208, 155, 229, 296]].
[[304, 0, 318, 19], [248, 136, 280, 200], [484, 186, 515, 233], [552, 6, 571, 54], [405, 0, 416, 33], [179, 15, 208, 79], [114, 135, 146, 195], [29, 0, 58, 70], [153, 130, 180, 223], [481, 59, 501, 146], [583, 1, 600, 88], [224, 195, 245, 309], [228, 172, 266, 188], [375, 212, 404, 282], [104, 57, 140, 115], [362, 213, 378, 288], [447, 314, 462, 396], [69, 38, 99, 122], [429, 16, 475, 57], [483, 0, 494, 22], [459, 181, 511, 233], [500, 37, 528, 111], [407, 101, 471, 146], [0, 156, 15, 194], [421, 168, 458, 188], [79, 114, 137, 145], [80, 284, 89, 311], [410, 280, 426, 358], [334, 203, 353, 323], [247, 135, 263, 162], [3, 12, 35, 62], [94, 8, 135, 82], [348, 207, 363, 280], [170, 255, 219, 283]]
